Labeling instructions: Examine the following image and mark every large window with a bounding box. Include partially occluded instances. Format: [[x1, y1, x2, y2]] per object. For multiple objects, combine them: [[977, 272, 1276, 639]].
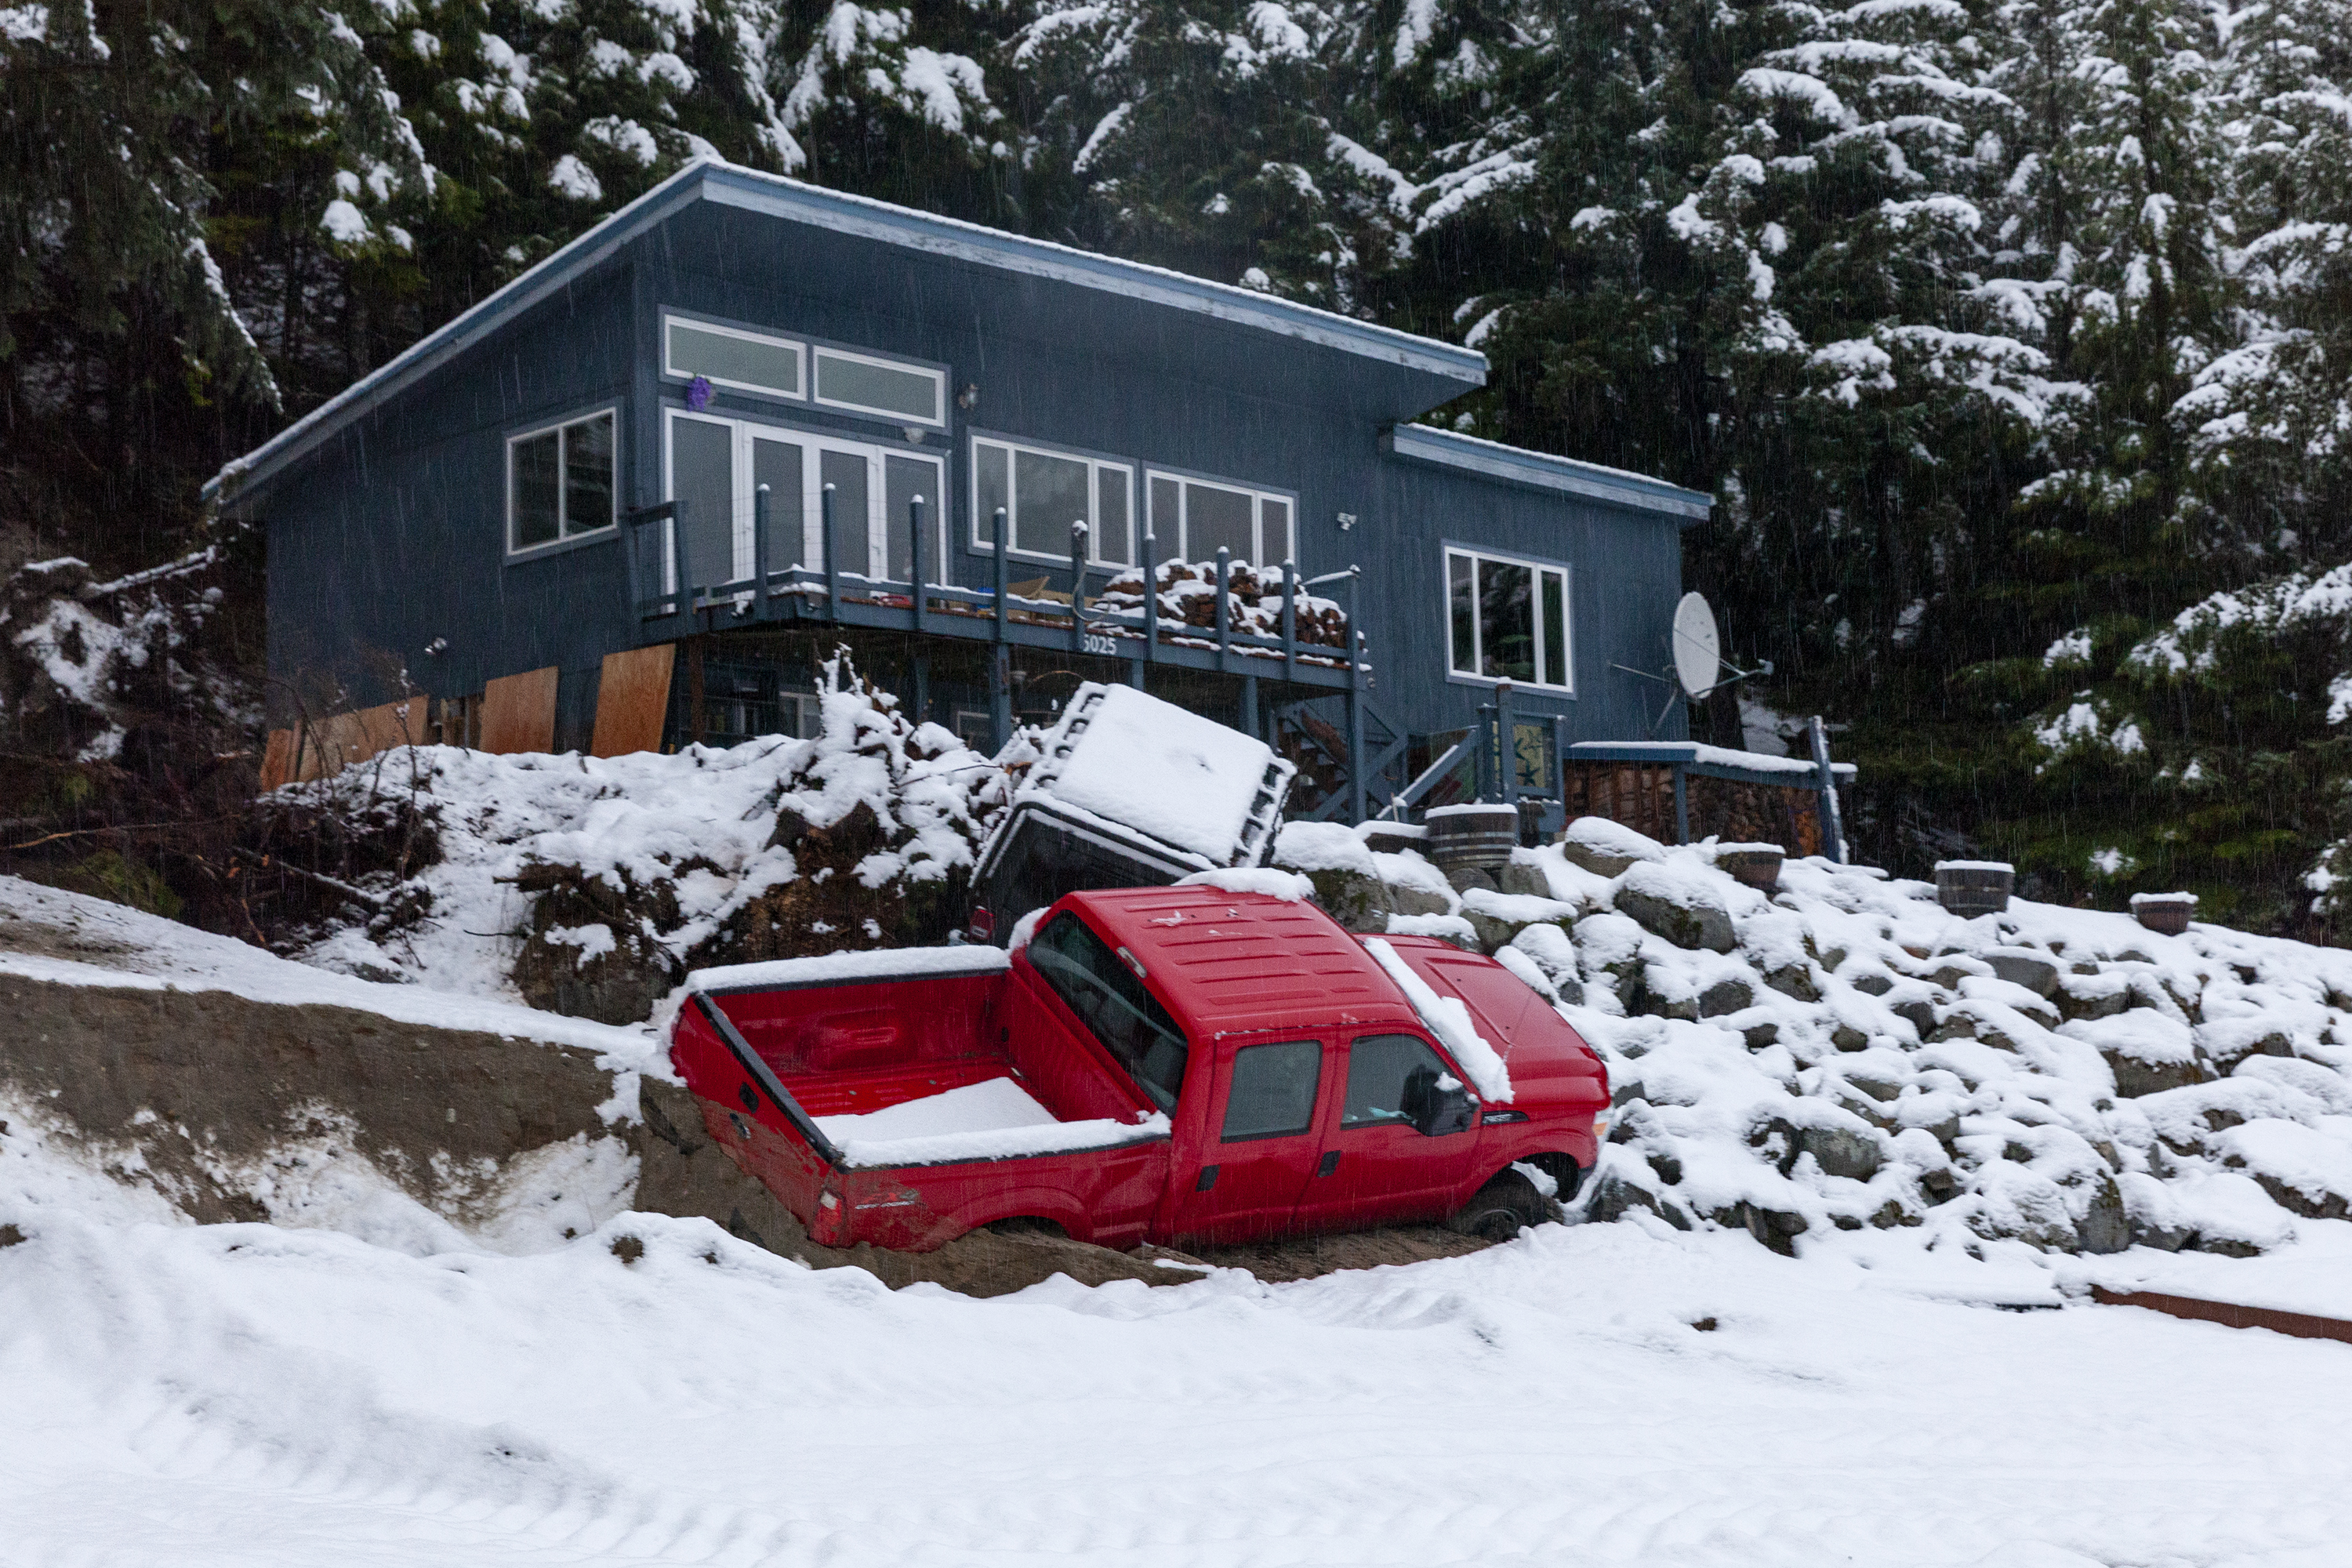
[[814, 346, 946, 426], [665, 316, 804, 401], [664, 409, 942, 593], [507, 409, 615, 554], [1146, 471, 1294, 568], [1027, 912, 1189, 1112], [972, 437, 1136, 566], [1446, 546, 1572, 692]]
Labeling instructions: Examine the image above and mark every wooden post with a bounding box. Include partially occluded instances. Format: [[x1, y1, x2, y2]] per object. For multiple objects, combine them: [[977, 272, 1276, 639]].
[[1142, 532, 1160, 666], [909, 493, 927, 633], [1281, 557, 1297, 685], [1497, 680, 1516, 808], [1347, 630, 1368, 825], [1671, 761, 1690, 845], [1214, 547, 1232, 670], [753, 483, 770, 620], [822, 482, 840, 624], [1069, 520, 1090, 656], [990, 506, 1011, 752], [687, 638, 707, 747], [1809, 715, 1846, 864], [1240, 673, 1258, 739]]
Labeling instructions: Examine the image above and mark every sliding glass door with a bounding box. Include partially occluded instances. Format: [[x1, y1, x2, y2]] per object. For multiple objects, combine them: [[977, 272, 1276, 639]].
[[664, 410, 944, 593]]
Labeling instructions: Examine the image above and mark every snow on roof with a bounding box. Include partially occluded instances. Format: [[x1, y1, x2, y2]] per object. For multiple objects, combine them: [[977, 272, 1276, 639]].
[[1385, 423, 1715, 520]]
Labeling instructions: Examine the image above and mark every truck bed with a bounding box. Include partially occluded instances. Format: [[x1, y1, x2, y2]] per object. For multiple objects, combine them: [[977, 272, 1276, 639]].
[[668, 949, 1171, 1250]]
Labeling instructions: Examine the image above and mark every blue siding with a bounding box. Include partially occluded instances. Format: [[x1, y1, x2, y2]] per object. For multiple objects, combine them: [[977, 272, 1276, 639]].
[[259, 189, 1693, 757]]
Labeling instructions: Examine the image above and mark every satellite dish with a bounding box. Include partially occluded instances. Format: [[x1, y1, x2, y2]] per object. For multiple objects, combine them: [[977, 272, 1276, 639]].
[[1672, 592, 1722, 699]]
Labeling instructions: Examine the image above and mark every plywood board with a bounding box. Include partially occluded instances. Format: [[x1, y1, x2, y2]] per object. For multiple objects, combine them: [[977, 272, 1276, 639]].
[[259, 729, 295, 791], [591, 644, 675, 757], [480, 666, 561, 756], [270, 698, 431, 786]]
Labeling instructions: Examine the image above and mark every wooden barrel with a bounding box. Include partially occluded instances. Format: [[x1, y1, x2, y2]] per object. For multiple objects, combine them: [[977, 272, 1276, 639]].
[[1425, 804, 1520, 876], [1935, 860, 2013, 917], [2131, 892, 2197, 936]]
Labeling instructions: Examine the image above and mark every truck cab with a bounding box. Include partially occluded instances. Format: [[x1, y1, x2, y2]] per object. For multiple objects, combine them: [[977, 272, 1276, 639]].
[[666, 884, 1607, 1254]]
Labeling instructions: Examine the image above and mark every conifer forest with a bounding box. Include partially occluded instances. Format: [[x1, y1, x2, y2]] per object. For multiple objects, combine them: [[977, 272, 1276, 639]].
[[7, 0, 2352, 938]]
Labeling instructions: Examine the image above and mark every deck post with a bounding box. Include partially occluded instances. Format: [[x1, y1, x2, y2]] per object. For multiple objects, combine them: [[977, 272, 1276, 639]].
[[909, 494, 927, 634], [990, 506, 1011, 752], [822, 483, 840, 625], [1069, 521, 1090, 656], [1475, 702, 1497, 799], [1281, 557, 1298, 685], [993, 506, 1010, 641], [1142, 532, 1160, 666], [752, 484, 770, 621], [1497, 680, 1517, 808], [1215, 547, 1232, 670], [672, 500, 691, 627], [1126, 657, 1145, 690], [1347, 630, 1368, 824], [1671, 762, 1691, 845], [1809, 715, 1846, 863], [1240, 673, 1258, 739], [1552, 714, 1570, 822]]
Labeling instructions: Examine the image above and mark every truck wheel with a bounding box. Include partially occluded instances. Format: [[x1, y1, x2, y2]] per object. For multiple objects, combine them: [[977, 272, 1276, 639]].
[[1447, 1171, 1555, 1242]]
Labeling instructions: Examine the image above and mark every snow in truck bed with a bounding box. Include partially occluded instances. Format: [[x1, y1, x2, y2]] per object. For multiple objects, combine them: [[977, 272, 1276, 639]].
[[812, 1077, 1169, 1167]]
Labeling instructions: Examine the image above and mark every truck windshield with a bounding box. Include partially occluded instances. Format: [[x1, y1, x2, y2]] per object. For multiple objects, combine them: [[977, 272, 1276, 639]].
[[1028, 912, 1189, 1112]]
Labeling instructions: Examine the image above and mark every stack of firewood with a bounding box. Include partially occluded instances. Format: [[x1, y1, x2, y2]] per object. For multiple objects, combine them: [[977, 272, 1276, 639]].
[[1095, 560, 1349, 650]]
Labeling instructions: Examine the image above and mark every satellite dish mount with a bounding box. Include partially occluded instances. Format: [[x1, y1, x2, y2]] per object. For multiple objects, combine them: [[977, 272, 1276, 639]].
[[1612, 591, 1773, 738]]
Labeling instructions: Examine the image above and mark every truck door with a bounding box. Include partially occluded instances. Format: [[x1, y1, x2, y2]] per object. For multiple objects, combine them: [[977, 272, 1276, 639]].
[[1167, 1038, 1327, 1245], [1293, 1033, 1485, 1231]]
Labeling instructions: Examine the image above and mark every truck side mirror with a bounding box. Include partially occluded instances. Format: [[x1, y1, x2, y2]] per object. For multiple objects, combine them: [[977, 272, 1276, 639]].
[[1403, 1065, 1476, 1138]]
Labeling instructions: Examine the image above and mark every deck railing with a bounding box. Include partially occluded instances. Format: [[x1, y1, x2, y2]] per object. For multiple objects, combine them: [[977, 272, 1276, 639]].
[[627, 485, 1363, 684], [623, 483, 1379, 815]]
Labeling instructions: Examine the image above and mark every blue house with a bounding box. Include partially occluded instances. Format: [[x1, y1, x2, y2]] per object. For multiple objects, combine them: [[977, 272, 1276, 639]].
[[209, 158, 1714, 824]]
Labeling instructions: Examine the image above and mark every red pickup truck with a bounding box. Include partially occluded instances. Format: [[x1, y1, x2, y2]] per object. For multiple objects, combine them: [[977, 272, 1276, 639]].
[[666, 884, 1608, 1252]]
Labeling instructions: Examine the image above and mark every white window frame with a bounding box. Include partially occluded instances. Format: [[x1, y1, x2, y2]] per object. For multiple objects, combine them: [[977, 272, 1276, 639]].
[[1443, 543, 1574, 695], [662, 408, 946, 590], [967, 434, 1137, 567], [662, 314, 807, 402], [1143, 468, 1298, 568], [811, 343, 948, 428], [505, 405, 618, 557]]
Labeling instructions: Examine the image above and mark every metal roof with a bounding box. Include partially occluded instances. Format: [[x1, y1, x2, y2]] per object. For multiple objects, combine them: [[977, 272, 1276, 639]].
[[205, 158, 1489, 507], [1384, 423, 1716, 521]]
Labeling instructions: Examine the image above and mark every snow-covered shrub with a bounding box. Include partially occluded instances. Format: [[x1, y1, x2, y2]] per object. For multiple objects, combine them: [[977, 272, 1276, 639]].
[[278, 655, 1011, 1021]]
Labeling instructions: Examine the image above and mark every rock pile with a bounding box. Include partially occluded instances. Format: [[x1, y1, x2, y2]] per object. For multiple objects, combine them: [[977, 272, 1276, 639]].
[[1276, 816, 2352, 1261]]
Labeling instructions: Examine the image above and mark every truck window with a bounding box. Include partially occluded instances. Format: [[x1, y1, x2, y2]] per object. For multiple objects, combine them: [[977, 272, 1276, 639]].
[[1221, 1041, 1321, 1142], [1028, 912, 1189, 1111], [1341, 1034, 1447, 1127]]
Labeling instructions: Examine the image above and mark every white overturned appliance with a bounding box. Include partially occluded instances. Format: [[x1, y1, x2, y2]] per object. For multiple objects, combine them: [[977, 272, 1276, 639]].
[[971, 683, 1294, 942]]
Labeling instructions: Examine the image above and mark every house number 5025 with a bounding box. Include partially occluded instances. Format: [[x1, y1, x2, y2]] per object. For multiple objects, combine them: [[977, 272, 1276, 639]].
[[1081, 633, 1121, 657]]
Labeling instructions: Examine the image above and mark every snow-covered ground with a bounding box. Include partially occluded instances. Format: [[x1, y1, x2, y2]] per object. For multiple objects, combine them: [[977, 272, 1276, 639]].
[[5, 1209, 2350, 1566]]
